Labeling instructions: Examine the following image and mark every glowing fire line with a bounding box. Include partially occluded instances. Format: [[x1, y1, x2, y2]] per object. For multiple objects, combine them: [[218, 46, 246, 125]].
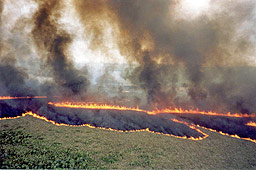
[[49, 102, 256, 118], [197, 125, 256, 144], [246, 121, 256, 127], [48, 102, 146, 112], [1, 98, 256, 143], [46, 102, 256, 144], [0, 96, 47, 100], [0, 112, 207, 141], [171, 118, 208, 139]]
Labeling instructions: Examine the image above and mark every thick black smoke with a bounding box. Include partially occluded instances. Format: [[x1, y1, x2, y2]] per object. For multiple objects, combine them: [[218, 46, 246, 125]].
[[74, 0, 256, 113], [1, 0, 256, 113], [106, 0, 256, 113], [31, 0, 89, 97]]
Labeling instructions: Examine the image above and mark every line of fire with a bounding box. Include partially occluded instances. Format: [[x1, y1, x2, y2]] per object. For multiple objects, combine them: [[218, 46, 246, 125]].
[[1, 0, 256, 159], [1, 96, 256, 144]]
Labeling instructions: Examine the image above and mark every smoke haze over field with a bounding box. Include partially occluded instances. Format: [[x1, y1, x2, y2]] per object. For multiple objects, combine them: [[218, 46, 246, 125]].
[[0, 0, 256, 113]]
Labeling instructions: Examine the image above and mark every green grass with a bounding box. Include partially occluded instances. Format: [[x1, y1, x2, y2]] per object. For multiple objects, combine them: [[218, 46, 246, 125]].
[[1, 115, 256, 169], [0, 129, 99, 169]]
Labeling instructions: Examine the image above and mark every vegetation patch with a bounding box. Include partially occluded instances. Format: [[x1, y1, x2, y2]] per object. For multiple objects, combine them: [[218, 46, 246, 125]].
[[0, 129, 99, 169]]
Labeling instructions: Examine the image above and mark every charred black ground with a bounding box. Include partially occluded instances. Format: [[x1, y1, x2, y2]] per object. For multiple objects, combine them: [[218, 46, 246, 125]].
[[0, 99, 204, 139], [1, 99, 256, 141]]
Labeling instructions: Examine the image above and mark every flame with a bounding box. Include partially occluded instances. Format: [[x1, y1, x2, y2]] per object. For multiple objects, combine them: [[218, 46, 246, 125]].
[[197, 125, 256, 144], [0, 96, 47, 100], [149, 107, 256, 118], [48, 102, 146, 112], [171, 118, 256, 144], [170, 119, 209, 140], [46, 102, 256, 144], [49, 102, 256, 118], [0, 112, 207, 141], [1, 100, 256, 144], [246, 121, 256, 127]]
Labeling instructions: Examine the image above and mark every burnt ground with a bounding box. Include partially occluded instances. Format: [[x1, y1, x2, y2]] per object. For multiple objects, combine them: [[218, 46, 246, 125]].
[[1, 115, 256, 169]]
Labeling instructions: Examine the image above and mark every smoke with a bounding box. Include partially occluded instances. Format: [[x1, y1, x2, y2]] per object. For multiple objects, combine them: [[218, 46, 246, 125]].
[[72, 0, 256, 113], [31, 0, 89, 97], [105, 0, 256, 111], [2, 0, 256, 143], [0, 0, 256, 114], [0, 58, 32, 96]]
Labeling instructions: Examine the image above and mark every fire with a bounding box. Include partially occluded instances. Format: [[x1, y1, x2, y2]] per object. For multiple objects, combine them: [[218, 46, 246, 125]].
[[48, 102, 146, 113], [1, 99, 256, 144], [246, 121, 256, 127], [46, 102, 256, 144], [197, 125, 256, 144], [171, 119, 209, 140], [149, 107, 256, 118], [171, 119, 256, 144], [49, 102, 256, 118], [0, 96, 47, 100], [0, 111, 207, 141]]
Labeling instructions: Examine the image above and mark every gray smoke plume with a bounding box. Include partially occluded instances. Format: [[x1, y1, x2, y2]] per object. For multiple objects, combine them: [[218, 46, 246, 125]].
[[0, 0, 256, 114], [73, 0, 256, 113], [31, 0, 89, 97]]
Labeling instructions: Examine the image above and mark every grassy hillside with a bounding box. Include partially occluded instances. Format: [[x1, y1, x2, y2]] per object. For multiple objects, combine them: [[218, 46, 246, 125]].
[[1, 115, 256, 169]]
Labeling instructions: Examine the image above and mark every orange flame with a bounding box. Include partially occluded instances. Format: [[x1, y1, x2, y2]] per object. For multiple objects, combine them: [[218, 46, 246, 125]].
[[0, 112, 207, 141], [1, 100, 256, 144], [246, 121, 256, 127], [0, 96, 47, 100], [48, 102, 145, 112], [46, 102, 256, 144], [171, 119, 209, 140], [149, 107, 256, 118], [171, 119, 256, 144], [197, 125, 256, 144], [49, 102, 256, 118]]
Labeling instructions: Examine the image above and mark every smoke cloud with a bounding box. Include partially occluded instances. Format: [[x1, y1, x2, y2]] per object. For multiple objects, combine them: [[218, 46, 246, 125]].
[[31, 0, 89, 97], [0, 0, 256, 114]]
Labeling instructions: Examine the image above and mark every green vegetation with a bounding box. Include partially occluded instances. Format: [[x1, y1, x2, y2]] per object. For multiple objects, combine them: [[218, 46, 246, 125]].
[[1, 115, 256, 169], [0, 129, 99, 169]]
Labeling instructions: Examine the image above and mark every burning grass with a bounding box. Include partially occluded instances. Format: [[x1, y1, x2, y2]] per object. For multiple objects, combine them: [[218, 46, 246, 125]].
[[0, 96, 47, 100], [48, 101, 256, 118], [0, 112, 208, 141], [1, 115, 256, 169], [246, 121, 256, 127], [46, 102, 256, 143], [1, 99, 256, 144]]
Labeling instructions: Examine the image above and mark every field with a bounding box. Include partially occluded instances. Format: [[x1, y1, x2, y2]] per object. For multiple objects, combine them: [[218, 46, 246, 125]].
[[1, 115, 256, 169]]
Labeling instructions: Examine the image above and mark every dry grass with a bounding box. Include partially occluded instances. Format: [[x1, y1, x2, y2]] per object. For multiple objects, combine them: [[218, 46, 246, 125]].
[[1, 115, 256, 169]]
